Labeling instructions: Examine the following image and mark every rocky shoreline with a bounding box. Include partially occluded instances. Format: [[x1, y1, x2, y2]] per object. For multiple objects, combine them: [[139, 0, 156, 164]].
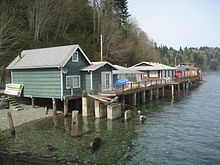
[[0, 150, 110, 165]]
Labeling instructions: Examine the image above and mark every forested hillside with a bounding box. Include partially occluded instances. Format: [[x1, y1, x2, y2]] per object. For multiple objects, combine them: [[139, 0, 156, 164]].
[[158, 46, 220, 70], [0, 0, 220, 73]]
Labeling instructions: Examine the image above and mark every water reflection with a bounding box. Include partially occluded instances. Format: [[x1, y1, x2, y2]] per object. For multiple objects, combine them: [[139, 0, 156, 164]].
[[107, 120, 112, 131], [52, 115, 58, 128], [64, 117, 69, 132], [82, 117, 89, 132], [94, 119, 100, 132]]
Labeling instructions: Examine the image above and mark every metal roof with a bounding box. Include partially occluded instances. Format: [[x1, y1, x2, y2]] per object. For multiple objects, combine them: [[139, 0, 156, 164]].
[[131, 61, 177, 71], [7, 45, 91, 69], [113, 65, 142, 74], [81, 61, 117, 71]]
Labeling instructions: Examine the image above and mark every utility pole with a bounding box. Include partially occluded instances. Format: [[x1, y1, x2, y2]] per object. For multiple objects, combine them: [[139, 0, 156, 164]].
[[100, 34, 103, 61]]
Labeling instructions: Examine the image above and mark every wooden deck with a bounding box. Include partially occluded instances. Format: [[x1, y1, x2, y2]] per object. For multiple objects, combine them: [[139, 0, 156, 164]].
[[98, 73, 206, 97]]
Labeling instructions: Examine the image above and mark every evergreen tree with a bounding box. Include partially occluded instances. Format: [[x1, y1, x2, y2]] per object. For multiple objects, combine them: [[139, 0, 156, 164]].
[[114, 0, 130, 24]]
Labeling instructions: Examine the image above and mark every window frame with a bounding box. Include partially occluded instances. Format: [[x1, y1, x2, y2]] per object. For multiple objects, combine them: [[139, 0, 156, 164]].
[[66, 75, 80, 89], [72, 51, 79, 62]]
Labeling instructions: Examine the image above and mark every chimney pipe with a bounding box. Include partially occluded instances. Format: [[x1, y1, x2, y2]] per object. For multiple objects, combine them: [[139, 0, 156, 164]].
[[17, 49, 22, 59]]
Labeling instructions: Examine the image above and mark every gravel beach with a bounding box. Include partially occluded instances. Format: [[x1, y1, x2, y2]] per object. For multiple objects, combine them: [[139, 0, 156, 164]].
[[0, 104, 56, 132]]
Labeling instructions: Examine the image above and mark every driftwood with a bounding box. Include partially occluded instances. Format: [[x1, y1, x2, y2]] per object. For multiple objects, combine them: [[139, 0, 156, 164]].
[[7, 112, 15, 136]]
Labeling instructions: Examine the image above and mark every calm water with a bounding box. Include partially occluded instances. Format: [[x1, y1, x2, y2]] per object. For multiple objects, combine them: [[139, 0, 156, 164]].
[[0, 72, 220, 164]]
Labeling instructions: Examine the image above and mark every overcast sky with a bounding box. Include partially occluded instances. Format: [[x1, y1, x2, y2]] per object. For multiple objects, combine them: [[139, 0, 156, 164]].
[[128, 0, 220, 50]]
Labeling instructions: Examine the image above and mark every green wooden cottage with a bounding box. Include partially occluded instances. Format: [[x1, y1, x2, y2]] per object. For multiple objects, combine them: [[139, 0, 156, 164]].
[[7, 45, 116, 101]]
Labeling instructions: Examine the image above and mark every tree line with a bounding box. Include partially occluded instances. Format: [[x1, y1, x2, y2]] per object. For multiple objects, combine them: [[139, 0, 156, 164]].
[[158, 46, 220, 70], [0, 0, 219, 86], [0, 0, 160, 67]]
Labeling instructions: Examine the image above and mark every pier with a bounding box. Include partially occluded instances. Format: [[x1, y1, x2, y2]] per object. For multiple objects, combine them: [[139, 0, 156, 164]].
[[78, 73, 206, 120]]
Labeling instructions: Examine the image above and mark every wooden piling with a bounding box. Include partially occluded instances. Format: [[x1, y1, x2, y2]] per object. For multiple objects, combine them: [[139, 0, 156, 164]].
[[7, 112, 15, 136], [71, 110, 79, 137], [124, 110, 131, 121], [171, 85, 174, 99], [82, 97, 89, 117]]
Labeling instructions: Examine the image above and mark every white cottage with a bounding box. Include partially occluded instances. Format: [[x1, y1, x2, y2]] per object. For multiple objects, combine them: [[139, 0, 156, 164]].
[[130, 62, 177, 80]]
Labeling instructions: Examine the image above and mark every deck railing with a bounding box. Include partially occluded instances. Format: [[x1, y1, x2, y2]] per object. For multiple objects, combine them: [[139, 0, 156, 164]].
[[98, 74, 204, 94], [98, 78, 173, 93]]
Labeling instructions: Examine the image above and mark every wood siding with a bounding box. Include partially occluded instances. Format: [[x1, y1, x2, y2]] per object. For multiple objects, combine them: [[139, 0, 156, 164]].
[[12, 69, 61, 98], [92, 65, 113, 93], [63, 48, 90, 96]]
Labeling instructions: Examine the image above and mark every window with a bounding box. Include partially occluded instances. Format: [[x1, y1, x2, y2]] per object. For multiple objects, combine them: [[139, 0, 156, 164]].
[[66, 75, 80, 89], [72, 51, 78, 62]]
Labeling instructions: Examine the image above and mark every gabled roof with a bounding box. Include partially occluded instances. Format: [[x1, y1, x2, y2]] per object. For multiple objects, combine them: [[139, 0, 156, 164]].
[[81, 61, 117, 71], [113, 65, 142, 74], [176, 64, 200, 70], [176, 66, 190, 71], [131, 61, 177, 70], [7, 45, 91, 69]]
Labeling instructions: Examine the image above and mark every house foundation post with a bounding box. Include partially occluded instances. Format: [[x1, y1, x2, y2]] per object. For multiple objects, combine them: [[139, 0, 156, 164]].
[[122, 95, 125, 109], [82, 97, 88, 117], [177, 84, 180, 92], [162, 87, 165, 97], [95, 101, 107, 118], [64, 99, 68, 117], [156, 88, 159, 99], [132, 93, 137, 106], [52, 98, 57, 115], [171, 85, 174, 98], [149, 89, 153, 101], [107, 103, 122, 120], [142, 91, 146, 104], [182, 83, 186, 91], [31, 97, 35, 108]]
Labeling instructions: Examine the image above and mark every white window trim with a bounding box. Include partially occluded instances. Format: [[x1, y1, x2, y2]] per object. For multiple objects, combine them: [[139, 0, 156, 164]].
[[66, 75, 80, 89], [72, 51, 79, 62]]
